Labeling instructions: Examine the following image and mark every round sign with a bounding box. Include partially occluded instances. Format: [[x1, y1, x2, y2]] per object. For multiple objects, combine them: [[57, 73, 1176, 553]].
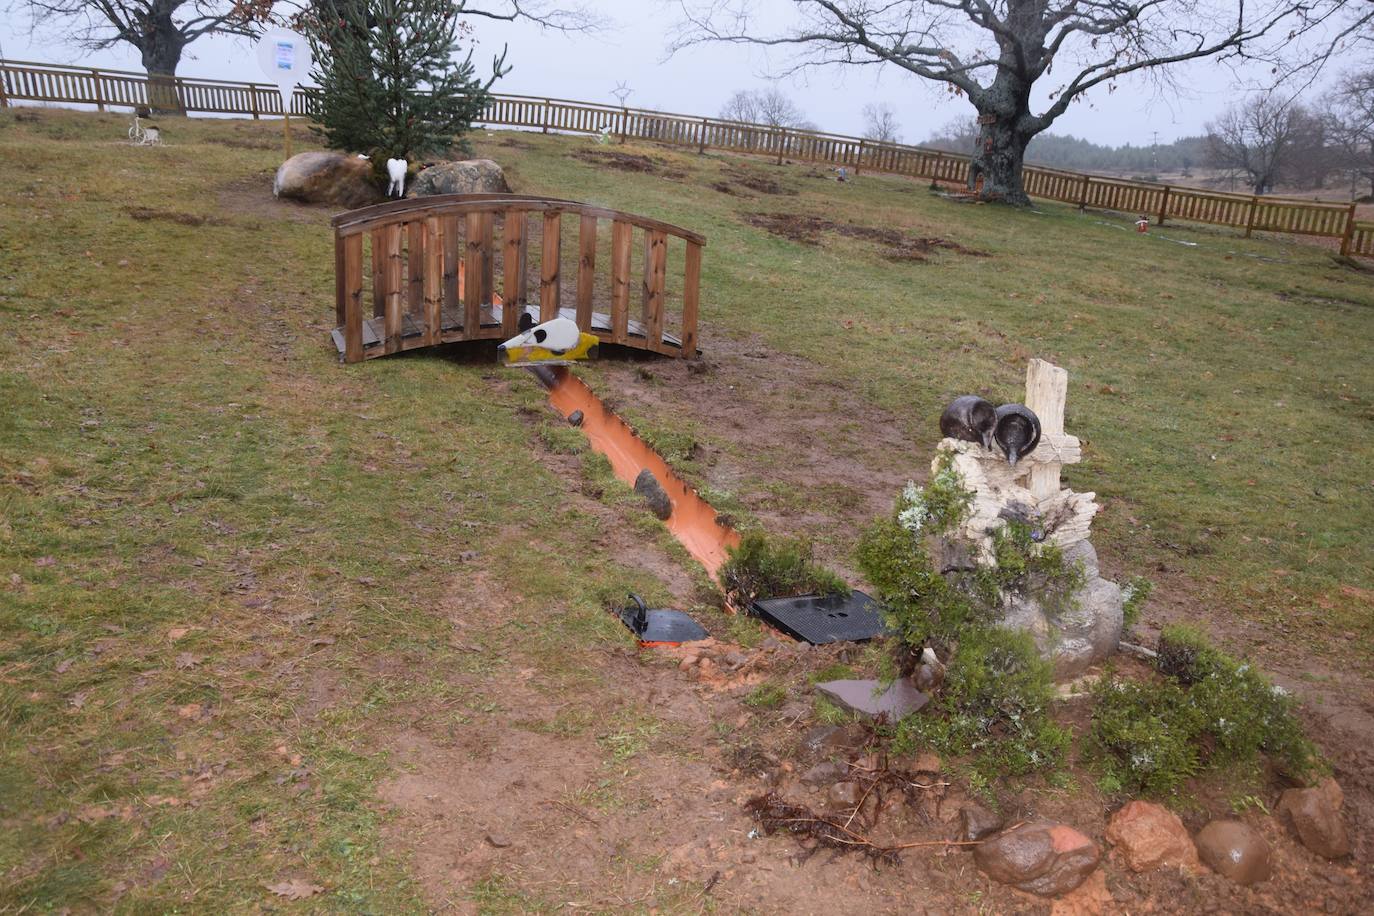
[[255, 27, 313, 104]]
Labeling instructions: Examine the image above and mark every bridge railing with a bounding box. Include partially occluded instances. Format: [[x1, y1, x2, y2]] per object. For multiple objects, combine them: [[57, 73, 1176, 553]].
[[2, 58, 1367, 256], [331, 194, 705, 363]]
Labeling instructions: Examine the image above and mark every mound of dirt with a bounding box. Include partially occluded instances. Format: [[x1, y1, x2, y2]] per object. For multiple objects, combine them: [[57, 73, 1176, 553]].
[[122, 206, 228, 227], [573, 149, 685, 179], [722, 169, 796, 195], [745, 211, 989, 261]]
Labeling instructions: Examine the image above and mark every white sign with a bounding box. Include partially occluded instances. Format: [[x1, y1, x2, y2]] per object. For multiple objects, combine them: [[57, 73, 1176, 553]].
[[255, 28, 312, 107]]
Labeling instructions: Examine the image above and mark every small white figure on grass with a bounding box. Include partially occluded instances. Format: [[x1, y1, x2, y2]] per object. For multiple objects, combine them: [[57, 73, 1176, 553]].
[[596, 124, 612, 145], [128, 115, 162, 146], [386, 158, 408, 197], [498, 315, 599, 366]]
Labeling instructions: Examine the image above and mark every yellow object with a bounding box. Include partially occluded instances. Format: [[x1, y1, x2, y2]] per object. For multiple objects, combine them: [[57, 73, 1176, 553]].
[[502, 332, 600, 366]]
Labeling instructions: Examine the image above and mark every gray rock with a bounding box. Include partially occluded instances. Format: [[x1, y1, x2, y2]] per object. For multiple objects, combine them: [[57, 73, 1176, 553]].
[[633, 469, 672, 520], [800, 761, 846, 787], [815, 678, 929, 721], [959, 802, 1004, 843], [995, 556, 1123, 680], [409, 158, 511, 197], [273, 151, 383, 208], [827, 781, 862, 809], [1278, 779, 1350, 859], [567, 410, 584, 428], [974, 822, 1101, 897], [1195, 820, 1272, 885]]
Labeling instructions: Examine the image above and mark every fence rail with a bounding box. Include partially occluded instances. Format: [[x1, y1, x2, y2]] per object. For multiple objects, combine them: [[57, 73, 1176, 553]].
[[4, 57, 1371, 257]]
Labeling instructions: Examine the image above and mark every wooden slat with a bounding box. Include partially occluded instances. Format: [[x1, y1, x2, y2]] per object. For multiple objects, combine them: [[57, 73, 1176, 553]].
[[642, 229, 667, 347], [682, 241, 701, 356], [576, 214, 597, 330], [442, 215, 460, 316], [502, 210, 525, 336], [610, 220, 632, 343], [480, 211, 496, 304], [407, 220, 424, 316], [540, 211, 561, 322], [464, 212, 483, 337], [383, 224, 404, 354], [343, 234, 364, 363], [334, 233, 346, 327], [370, 229, 385, 318], [424, 217, 442, 345]]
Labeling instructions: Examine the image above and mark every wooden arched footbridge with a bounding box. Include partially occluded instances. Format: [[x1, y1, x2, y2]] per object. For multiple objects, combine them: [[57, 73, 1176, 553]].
[[332, 194, 704, 363]]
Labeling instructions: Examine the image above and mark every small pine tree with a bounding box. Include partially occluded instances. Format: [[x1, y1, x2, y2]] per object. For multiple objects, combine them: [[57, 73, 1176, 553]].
[[305, 0, 507, 162]]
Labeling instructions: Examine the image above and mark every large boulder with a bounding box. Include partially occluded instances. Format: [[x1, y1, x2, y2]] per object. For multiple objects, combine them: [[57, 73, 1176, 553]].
[[1195, 820, 1271, 885], [1278, 778, 1351, 859], [409, 159, 511, 197], [974, 822, 1101, 897], [273, 152, 383, 208], [998, 540, 1122, 679], [1105, 800, 1199, 873]]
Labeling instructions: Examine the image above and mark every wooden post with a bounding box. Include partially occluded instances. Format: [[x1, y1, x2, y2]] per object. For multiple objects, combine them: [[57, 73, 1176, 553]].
[[0, 60, 9, 109], [642, 230, 667, 348], [464, 212, 485, 337], [250, 85, 260, 120], [1245, 195, 1260, 237], [610, 220, 631, 343], [542, 99, 551, 134], [91, 69, 105, 112], [698, 117, 708, 155], [283, 110, 292, 159], [540, 211, 561, 321], [342, 234, 364, 363], [1077, 174, 1090, 211], [383, 225, 404, 354], [576, 214, 597, 331], [682, 241, 702, 356], [502, 210, 525, 336], [1340, 202, 1357, 256], [1024, 359, 1068, 501], [776, 128, 786, 165], [1157, 185, 1171, 226], [855, 139, 864, 176], [424, 217, 442, 345]]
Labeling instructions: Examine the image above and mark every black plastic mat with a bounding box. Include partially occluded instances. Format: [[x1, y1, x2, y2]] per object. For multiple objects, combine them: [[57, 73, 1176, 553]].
[[749, 591, 886, 644]]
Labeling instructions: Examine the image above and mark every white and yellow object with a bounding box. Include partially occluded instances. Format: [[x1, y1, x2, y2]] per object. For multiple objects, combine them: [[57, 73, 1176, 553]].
[[499, 316, 599, 366]]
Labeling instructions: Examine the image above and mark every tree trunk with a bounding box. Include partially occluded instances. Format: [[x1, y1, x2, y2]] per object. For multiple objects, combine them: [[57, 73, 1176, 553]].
[[140, 23, 187, 116], [968, 115, 1033, 205]]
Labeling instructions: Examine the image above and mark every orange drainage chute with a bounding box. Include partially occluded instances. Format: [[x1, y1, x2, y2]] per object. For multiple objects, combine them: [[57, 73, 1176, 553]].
[[541, 368, 740, 580]]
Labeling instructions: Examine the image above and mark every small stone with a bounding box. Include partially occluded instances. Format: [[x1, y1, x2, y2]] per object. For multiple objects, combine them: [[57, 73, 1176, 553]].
[[800, 761, 846, 788], [827, 781, 862, 809], [1195, 820, 1271, 885], [974, 822, 1101, 897], [485, 833, 512, 848], [1278, 779, 1350, 859], [815, 678, 928, 720], [567, 410, 584, 428], [959, 802, 1003, 843], [1105, 800, 1199, 873], [633, 469, 673, 520]]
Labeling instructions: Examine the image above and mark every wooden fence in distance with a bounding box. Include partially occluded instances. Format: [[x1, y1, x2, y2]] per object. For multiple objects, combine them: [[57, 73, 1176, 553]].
[[4, 57, 1371, 258], [331, 194, 704, 364]]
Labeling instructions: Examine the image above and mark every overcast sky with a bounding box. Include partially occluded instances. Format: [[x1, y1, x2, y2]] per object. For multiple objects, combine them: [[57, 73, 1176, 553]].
[[0, 1, 1349, 147]]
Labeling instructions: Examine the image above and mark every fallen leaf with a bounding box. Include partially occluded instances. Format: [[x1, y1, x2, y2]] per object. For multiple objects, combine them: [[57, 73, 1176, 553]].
[[175, 652, 202, 670], [264, 879, 324, 900], [168, 627, 190, 641], [177, 703, 202, 720]]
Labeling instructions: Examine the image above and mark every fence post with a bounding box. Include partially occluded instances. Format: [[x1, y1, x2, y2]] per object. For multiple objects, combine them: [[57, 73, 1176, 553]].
[[91, 68, 105, 112], [543, 99, 551, 134], [1077, 174, 1090, 211], [1157, 185, 1170, 226], [1340, 202, 1357, 256], [0, 60, 9, 109], [776, 128, 786, 165], [1244, 195, 1260, 238], [250, 85, 260, 120], [856, 139, 864, 176], [698, 117, 708, 155]]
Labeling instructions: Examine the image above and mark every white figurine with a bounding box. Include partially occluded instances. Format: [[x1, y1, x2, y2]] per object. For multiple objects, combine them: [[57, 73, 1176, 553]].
[[386, 158, 408, 197]]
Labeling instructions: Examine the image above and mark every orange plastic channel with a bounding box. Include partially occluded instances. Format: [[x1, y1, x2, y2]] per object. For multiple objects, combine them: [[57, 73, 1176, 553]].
[[543, 368, 740, 580]]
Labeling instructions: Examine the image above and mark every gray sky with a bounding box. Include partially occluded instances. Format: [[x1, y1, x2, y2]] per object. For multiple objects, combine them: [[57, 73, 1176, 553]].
[[0, 0, 1345, 146]]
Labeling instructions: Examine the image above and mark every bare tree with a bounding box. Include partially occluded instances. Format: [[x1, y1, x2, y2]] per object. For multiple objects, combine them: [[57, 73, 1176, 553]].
[[861, 102, 901, 143], [672, 1, 1368, 205], [1206, 96, 1313, 195], [719, 87, 816, 130], [1324, 70, 1374, 197], [925, 116, 981, 155]]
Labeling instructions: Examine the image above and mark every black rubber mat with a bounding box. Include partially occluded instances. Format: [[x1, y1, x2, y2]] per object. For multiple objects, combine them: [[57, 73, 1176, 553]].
[[618, 594, 709, 646], [750, 590, 886, 644]]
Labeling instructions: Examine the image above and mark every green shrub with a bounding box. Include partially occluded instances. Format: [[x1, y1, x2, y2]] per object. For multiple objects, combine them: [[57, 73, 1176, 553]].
[[894, 627, 1069, 776], [1155, 623, 1214, 684], [719, 531, 848, 607], [1088, 676, 1203, 795], [1120, 576, 1153, 629]]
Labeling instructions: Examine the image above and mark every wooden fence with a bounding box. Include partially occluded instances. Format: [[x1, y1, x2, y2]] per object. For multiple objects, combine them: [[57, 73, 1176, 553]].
[[331, 193, 704, 363], [4, 57, 1372, 257]]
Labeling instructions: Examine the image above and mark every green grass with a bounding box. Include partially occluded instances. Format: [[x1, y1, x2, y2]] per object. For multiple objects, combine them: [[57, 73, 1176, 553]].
[[1, 107, 1372, 910]]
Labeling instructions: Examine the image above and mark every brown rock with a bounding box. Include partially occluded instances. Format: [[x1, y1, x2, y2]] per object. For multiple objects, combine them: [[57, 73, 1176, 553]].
[[1050, 869, 1113, 916], [959, 802, 1004, 843], [827, 781, 862, 809], [1278, 779, 1351, 859], [1195, 820, 1272, 885], [1105, 800, 1199, 872], [272, 151, 383, 208], [409, 158, 511, 196], [974, 822, 1101, 897]]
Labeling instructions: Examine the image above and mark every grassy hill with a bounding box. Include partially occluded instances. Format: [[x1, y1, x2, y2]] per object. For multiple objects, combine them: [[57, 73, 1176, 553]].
[[1, 108, 1371, 911]]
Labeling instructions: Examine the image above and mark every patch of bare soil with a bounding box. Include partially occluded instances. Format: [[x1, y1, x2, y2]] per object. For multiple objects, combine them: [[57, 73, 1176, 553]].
[[572, 149, 686, 179], [215, 173, 337, 225], [745, 211, 990, 261], [122, 205, 230, 227], [205, 135, 279, 151], [710, 181, 755, 198], [721, 168, 797, 196]]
